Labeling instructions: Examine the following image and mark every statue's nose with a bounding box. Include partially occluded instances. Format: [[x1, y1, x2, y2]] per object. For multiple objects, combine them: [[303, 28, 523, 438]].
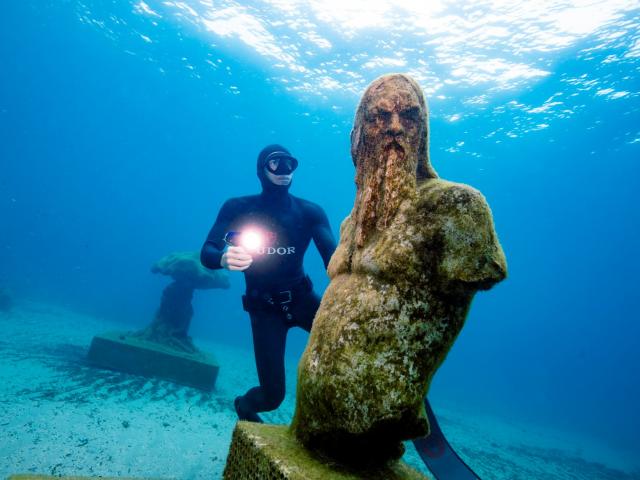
[[387, 112, 404, 136]]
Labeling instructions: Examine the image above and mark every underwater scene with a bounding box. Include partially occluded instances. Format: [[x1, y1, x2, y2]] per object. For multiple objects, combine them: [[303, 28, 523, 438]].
[[1, 1, 639, 479]]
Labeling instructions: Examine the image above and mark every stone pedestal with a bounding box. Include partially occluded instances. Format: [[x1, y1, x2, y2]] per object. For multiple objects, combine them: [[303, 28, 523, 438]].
[[87, 331, 218, 391], [223, 422, 428, 480]]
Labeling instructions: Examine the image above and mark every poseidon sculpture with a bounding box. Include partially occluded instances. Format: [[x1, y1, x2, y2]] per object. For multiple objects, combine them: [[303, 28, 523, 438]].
[[291, 73, 507, 465]]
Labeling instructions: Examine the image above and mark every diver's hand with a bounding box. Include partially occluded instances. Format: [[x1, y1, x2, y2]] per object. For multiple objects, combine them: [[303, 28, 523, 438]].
[[221, 246, 253, 271]]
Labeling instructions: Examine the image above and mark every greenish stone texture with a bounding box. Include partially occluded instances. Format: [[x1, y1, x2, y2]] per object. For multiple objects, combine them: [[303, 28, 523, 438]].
[[137, 250, 230, 352], [291, 73, 507, 464], [222, 422, 428, 480], [150, 251, 229, 289], [87, 331, 219, 391]]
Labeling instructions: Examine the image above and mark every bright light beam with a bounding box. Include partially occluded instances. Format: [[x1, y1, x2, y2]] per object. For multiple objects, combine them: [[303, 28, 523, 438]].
[[241, 229, 264, 251]]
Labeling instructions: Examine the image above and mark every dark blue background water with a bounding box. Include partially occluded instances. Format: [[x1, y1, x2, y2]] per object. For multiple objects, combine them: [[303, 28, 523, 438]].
[[2, 0, 639, 461]]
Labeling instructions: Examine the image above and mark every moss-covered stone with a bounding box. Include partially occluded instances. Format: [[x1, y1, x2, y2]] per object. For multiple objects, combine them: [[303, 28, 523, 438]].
[[291, 74, 507, 465], [223, 422, 428, 480], [151, 251, 229, 289], [87, 331, 219, 391], [88, 252, 227, 385], [137, 251, 230, 352]]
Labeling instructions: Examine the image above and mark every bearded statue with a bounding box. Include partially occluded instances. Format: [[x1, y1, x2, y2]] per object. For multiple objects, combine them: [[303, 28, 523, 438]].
[[290, 74, 507, 466]]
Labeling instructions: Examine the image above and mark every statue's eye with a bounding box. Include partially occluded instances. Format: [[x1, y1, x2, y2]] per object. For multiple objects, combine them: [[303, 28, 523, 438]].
[[401, 107, 420, 121], [365, 109, 390, 123], [377, 110, 391, 122], [364, 109, 377, 122]]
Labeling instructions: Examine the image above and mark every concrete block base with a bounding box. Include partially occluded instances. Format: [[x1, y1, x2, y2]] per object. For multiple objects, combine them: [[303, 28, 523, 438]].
[[223, 422, 428, 480], [87, 331, 218, 391]]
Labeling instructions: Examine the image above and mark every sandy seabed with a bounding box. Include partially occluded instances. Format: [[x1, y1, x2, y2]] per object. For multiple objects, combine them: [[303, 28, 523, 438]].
[[0, 302, 638, 480]]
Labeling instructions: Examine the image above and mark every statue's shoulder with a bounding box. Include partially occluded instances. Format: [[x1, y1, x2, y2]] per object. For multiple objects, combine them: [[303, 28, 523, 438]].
[[416, 179, 490, 215]]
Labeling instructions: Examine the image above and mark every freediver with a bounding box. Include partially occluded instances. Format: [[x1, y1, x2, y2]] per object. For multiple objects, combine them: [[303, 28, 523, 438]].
[[200, 144, 336, 423]]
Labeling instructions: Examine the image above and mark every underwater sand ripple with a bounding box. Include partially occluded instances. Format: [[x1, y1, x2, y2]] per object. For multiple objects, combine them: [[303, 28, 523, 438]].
[[0, 303, 638, 479]]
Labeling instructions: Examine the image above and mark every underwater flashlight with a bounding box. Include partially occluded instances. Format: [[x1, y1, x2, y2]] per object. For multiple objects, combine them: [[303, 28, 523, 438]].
[[224, 228, 272, 252], [241, 230, 263, 251]]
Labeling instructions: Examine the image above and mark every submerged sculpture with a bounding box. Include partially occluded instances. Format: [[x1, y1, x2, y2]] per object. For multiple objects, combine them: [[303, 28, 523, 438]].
[[135, 251, 230, 353], [88, 251, 229, 391], [291, 73, 507, 465]]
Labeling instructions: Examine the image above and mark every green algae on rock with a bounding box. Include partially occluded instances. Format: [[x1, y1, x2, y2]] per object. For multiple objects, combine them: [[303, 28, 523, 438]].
[[291, 73, 507, 466], [137, 251, 230, 353], [151, 251, 230, 289], [223, 421, 427, 480], [88, 251, 227, 390]]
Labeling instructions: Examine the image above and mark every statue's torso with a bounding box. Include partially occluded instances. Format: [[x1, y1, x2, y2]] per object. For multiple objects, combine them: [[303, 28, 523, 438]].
[[301, 181, 474, 431], [295, 177, 505, 449]]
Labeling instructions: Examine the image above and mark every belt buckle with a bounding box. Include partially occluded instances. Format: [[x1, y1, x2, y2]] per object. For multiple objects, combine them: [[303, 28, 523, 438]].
[[278, 290, 292, 304]]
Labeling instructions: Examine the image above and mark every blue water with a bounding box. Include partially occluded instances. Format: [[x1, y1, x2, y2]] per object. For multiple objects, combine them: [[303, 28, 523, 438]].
[[1, 0, 639, 472]]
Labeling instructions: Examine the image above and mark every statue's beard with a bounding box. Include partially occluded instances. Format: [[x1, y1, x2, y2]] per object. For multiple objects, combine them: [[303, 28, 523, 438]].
[[353, 137, 417, 248]]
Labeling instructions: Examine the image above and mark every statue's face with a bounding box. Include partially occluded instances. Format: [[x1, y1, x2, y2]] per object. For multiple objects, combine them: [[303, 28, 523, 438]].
[[349, 74, 434, 247], [362, 80, 422, 155]]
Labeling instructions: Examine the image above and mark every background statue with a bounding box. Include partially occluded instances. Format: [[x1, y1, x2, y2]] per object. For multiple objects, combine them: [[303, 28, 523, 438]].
[[88, 251, 227, 391], [136, 251, 230, 353], [291, 73, 507, 466]]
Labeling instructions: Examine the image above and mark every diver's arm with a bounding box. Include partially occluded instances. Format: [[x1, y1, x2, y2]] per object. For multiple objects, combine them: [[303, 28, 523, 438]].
[[310, 205, 337, 270], [201, 200, 234, 270], [201, 241, 225, 270]]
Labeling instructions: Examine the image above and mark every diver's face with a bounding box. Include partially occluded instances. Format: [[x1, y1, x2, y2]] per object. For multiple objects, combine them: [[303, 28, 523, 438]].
[[265, 167, 293, 186], [364, 82, 422, 154]]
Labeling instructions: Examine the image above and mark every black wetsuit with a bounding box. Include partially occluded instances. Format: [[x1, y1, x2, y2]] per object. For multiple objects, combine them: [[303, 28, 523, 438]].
[[200, 145, 336, 419]]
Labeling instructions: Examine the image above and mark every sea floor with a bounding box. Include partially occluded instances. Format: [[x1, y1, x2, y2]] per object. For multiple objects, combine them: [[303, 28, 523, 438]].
[[0, 302, 638, 480]]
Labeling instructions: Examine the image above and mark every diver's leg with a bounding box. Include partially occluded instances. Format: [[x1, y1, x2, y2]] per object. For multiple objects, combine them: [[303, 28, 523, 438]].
[[290, 290, 321, 333], [235, 309, 287, 420]]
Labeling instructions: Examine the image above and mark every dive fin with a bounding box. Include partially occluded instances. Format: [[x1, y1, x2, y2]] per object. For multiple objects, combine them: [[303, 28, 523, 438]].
[[412, 397, 481, 480]]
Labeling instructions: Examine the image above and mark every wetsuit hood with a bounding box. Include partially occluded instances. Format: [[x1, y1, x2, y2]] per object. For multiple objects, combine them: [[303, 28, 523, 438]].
[[257, 144, 294, 197]]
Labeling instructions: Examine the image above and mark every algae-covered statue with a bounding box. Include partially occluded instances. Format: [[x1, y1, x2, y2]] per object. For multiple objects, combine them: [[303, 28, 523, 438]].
[[88, 251, 229, 391], [135, 251, 230, 353], [291, 73, 507, 465]]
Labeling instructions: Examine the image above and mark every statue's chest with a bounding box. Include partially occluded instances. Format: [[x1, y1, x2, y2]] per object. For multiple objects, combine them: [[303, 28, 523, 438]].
[[352, 202, 430, 283]]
